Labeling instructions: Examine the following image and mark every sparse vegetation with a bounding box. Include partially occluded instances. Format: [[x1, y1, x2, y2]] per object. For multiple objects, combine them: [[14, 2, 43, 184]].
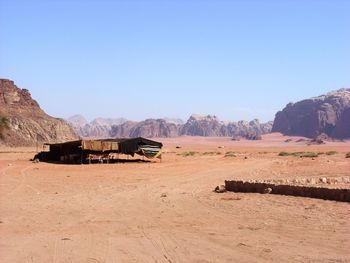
[[325, 151, 337, 155], [278, 151, 319, 158], [201, 151, 222, 156], [202, 152, 214, 155], [177, 151, 198, 157], [177, 151, 226, 157], [299, 152, 319, 158], [346, 152, 350, 158]]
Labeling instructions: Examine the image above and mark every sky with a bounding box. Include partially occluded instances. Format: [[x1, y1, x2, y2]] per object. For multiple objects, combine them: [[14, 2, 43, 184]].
[[0, 0, 349, 122]]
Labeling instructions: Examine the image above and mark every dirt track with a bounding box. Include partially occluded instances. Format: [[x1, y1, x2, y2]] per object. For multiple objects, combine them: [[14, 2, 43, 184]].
[[1, 134, 350, 262]]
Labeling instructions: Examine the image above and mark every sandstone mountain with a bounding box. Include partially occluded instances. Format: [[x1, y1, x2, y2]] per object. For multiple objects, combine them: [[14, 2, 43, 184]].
[[66, 115, 127, 138], [111, 119, 179, 138], [180, 115, 272, 138], [68, 113, 272, 139], [0, 79, 78, 146], [272, 88, 350, 139], [180, 114, 223, 136]]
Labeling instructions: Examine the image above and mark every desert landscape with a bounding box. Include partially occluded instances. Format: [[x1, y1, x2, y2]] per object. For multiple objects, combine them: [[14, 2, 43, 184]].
[[1, 134, 349, 262], [1, 1, 349, 262]]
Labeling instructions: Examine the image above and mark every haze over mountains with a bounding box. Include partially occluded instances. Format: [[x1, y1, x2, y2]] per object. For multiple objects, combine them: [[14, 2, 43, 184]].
[[1, 78, 350, 146], [67, 115, 128, 138], [64, 88, 350, 140], [67, 114, 273, 139]]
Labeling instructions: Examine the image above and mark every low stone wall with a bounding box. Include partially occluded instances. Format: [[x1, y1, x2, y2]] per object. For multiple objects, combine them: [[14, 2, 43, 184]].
[[225, 180, 350, 202]]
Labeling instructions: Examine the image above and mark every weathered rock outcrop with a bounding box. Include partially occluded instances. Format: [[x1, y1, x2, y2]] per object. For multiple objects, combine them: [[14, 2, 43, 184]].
[[180, 115, 272, 138], [0, 79, 78, 146], [119, 119, 178, 138], [272, 89, 350, 139], [180, 115, 223, 136], [109, 121, 138, 138]]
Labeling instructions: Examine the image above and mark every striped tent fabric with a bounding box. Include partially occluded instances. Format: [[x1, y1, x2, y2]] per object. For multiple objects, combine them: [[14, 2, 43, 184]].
[[140, 145, 162, 159]]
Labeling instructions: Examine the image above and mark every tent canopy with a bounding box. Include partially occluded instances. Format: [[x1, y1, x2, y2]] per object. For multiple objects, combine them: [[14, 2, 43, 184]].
[[44, 137, 163, 160], [118, 137, 163, 155]]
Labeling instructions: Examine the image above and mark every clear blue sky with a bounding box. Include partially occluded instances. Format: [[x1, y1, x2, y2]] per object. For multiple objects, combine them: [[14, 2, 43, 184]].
[[0, 0, 349, 122]]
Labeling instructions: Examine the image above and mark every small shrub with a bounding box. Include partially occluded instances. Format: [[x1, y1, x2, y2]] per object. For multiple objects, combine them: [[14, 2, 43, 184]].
[[279, 151, 292, 156], [325, 151, 337, 155], [299, 152, 319, 158], [202, 152, 214, 155], [346, 152, 350, 158]]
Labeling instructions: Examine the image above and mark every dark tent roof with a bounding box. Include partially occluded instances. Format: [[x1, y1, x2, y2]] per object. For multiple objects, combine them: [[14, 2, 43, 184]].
[[47, 139, 119, 153], [42, 137, 163, 161], [118, 137, 163, 155]]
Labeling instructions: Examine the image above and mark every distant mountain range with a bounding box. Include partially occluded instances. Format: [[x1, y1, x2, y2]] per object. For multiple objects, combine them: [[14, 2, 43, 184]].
[[1, 78, 349, 147], [67, 115, 128, 138], [66, 114, 273, 139]]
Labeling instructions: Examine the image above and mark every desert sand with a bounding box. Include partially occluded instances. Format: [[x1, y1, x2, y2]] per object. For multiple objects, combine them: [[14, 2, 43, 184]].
[[1, 134, 350, 263]]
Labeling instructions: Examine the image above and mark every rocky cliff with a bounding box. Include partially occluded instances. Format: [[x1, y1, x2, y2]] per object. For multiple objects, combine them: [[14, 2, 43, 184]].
[[272, 88, 350, 139], [0, 79, 78, 146]]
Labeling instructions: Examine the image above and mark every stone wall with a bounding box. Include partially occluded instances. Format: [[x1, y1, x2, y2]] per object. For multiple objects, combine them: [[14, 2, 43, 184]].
[[225, 180, 350, 202]]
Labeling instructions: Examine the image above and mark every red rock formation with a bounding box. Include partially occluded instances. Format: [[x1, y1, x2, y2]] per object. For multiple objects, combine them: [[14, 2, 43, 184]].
[[272, 89, 350, 139], [0, 79, 78, 146]]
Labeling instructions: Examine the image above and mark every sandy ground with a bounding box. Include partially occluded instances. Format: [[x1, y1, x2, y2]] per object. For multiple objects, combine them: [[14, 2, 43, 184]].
[[0, 134, 350, 263]]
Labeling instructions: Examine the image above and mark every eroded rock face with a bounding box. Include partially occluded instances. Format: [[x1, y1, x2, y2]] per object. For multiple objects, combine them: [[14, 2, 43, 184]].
[[180, 115, 223, 136], [272, 89, 350, 139], [109, 119, 178, 138], [0, 79, 78, 146], [180, 115, 272, 138], [129, 119, 179, 138], [110, 121, 138, 138]]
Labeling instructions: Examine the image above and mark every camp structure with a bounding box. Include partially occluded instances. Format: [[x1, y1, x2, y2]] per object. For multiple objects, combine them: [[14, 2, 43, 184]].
[[34, 137, 163, 164]]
